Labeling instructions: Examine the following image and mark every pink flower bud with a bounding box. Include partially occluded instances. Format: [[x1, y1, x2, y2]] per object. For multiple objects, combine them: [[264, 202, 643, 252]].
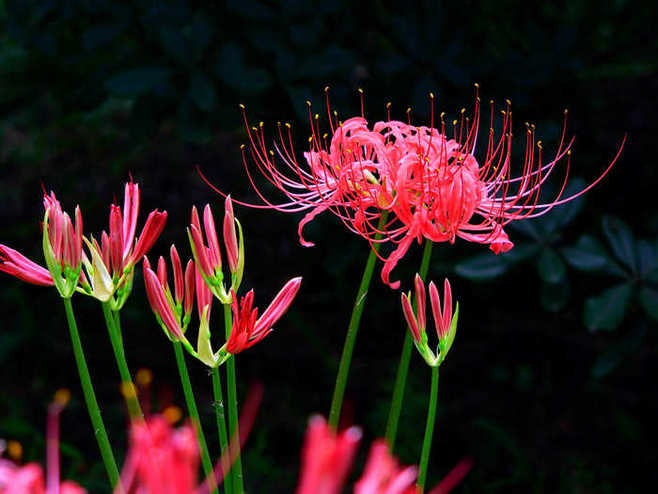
[[223, 196, 239, 273], [170, 245, 183, 306]]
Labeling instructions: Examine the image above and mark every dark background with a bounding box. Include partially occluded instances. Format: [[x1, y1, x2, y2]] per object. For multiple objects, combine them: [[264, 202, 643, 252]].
[[0, 1, 656, 492]]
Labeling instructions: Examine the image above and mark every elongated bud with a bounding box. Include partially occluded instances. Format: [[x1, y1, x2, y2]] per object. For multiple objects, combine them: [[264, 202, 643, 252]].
[[223, 195, 239, 273], [157, 256, 167, 288], [170, 245, 183, 306], [143, 263, 184, 341], [109, 205, 124, 276], [127, 210, 167, 267], [195, 264, 212, 321], [414, 273, 426, 332], [429, 279, 453, 339], [254, 277, 302, 334], [122, 181, 140, 259], [183, 259, 195, 318], [203, 204, 222, 271], [400, 292, 421, 343]]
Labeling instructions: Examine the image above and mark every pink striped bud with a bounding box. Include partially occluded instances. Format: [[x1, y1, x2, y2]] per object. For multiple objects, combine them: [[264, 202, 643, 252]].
[[156, 256, 167, 288], [414, 273, 426, 333], [400, 292, 421, 343], [429, 278, 453, 340], [122, 181, 140, 259], [170, 245, 184, 306], [143, 260, 184, 341], [223, 196, 239, 273], [109, 205, 124, 276], [183, 260, 195, 318], [203, 205, 222, 271], [126, 210, 167, 268]]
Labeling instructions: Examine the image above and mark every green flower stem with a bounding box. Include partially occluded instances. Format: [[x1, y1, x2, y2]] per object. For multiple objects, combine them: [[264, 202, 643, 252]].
[[62, 298, 120, 488], [212, 366, 232, 494], [101, 303, 143, 420], [417, 365, 439, 492], [173, 341, 218, 494], [328, 212, 389, 431], [223, 303, 244, 494], [385, 239, 433, 448]]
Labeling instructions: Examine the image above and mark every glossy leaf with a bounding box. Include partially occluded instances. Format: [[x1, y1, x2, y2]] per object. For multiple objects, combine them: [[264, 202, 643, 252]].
[[561, 235, 610, 272], [583, 282, 633, 332], [602, 216, 637, 272]]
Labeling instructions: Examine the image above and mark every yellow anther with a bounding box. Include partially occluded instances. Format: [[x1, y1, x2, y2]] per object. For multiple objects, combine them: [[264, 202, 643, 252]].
[[251, 126, 257, 131], [490, 99, 494, 105], [54, 388, 71, 407], [567, 150, 571, 156], [333, 110, 338, 116], [490, 128, 494, 133], [239, 103, 245, 109], [240, 144, 245, 150], [537, 140, 543, 149], [564, 109, 569, 114], [406, 107, 411, 114], [269, 150, 275, 156], [429, 92, 435, 99], [501, 110, 506, 116], [306, 100, 311, 107], [285, 122, 291, 129], [461, 108, 465, 114], [259, 121, 264, 128], [314, 113, 319, 120], [163, 405, 183, 425], [308, 136, 313, 143], [474, 82, 479, 88], [136, 368, 153, 387], [121, 382, 137, 400], [324, 85, 330, 92], [358, 88, 364, 94], [323, 133, 328, 139], [7, 441, 22, 461], [440, 112, 446, 119], [453, 119, 458, 125], [386, 102, 391, 109], [505, 99, 511, 105]]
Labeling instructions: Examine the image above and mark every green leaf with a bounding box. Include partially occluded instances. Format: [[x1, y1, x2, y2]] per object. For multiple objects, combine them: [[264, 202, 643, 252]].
[[591, 346, 624, 378], [637, 239, 658, 279], [602, 216, 637, 272], [158, 26, 190, 65], [537, 247, 566, 283], [455, 252, 508, 280], [215, 42, 273, 94], [561, 235, 609, 272], [583, 282, 633, 332], [105, 67, 171, 96], [639, 287, 658, 322], [189, 71, 216, 112]]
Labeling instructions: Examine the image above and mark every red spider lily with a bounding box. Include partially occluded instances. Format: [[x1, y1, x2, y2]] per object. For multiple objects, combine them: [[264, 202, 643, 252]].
[[354, 440, 418, 494], [226, 276, 302, 354], [118, 415, 199, 494], [401, 275, 458, 367], [0, 391, 86, 494], [296, 416, 472, 494], [188, 197, 244, 304], [0, 191, 82, 298], [81, 181, 167, 306], [295, 415, 362, 494], [213, 88, 624, 289]]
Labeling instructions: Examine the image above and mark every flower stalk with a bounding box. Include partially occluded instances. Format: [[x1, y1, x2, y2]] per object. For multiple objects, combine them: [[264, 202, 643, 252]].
[[417, 366, 439, 492], [212, 366, 233, 494], [385, 238, 433, 448], [172, 340, 218, 494], [62, 298, 120, 488], [328, 212, 388, 431]]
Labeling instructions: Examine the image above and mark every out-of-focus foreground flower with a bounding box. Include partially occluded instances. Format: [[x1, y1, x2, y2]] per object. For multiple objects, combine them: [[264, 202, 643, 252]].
[[296, 415, 472, 494], [223, 87, 624, 288], [0, 390, 86, 494]]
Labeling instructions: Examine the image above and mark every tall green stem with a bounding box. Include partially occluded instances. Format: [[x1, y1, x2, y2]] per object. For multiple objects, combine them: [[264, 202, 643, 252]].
[[223, 303, 244, 494], [173, 341, 218, 494], [385, 239, 433, 448], [61, 298, 120, 488], [212, 366, 232, 494], [328, 212, 388, 430], [101, 303, 143, 420], [417, 366, 439, 492]]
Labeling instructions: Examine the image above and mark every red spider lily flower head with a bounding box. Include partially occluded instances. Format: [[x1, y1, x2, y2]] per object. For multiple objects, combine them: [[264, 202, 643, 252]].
[[295, 415, 362, 494], [401, 275, 459, 367], [188, 201, 245, 304], [80, 181, 167, 308], [0, 190, 82, 297], [226, 276, 302, 355], [354, 440, 418, 494], [0, 390, 86, 494], [118, 415, 199, 494], [210, 88, 624, 290]]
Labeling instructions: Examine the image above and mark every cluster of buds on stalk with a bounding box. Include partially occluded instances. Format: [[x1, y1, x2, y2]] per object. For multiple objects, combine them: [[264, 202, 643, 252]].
[[41, 193, 83, 298], [188, 196, 244, 303], [401, 274, 459, 367], [143, 196, 302, 367], [80, 181, 167, 309]]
